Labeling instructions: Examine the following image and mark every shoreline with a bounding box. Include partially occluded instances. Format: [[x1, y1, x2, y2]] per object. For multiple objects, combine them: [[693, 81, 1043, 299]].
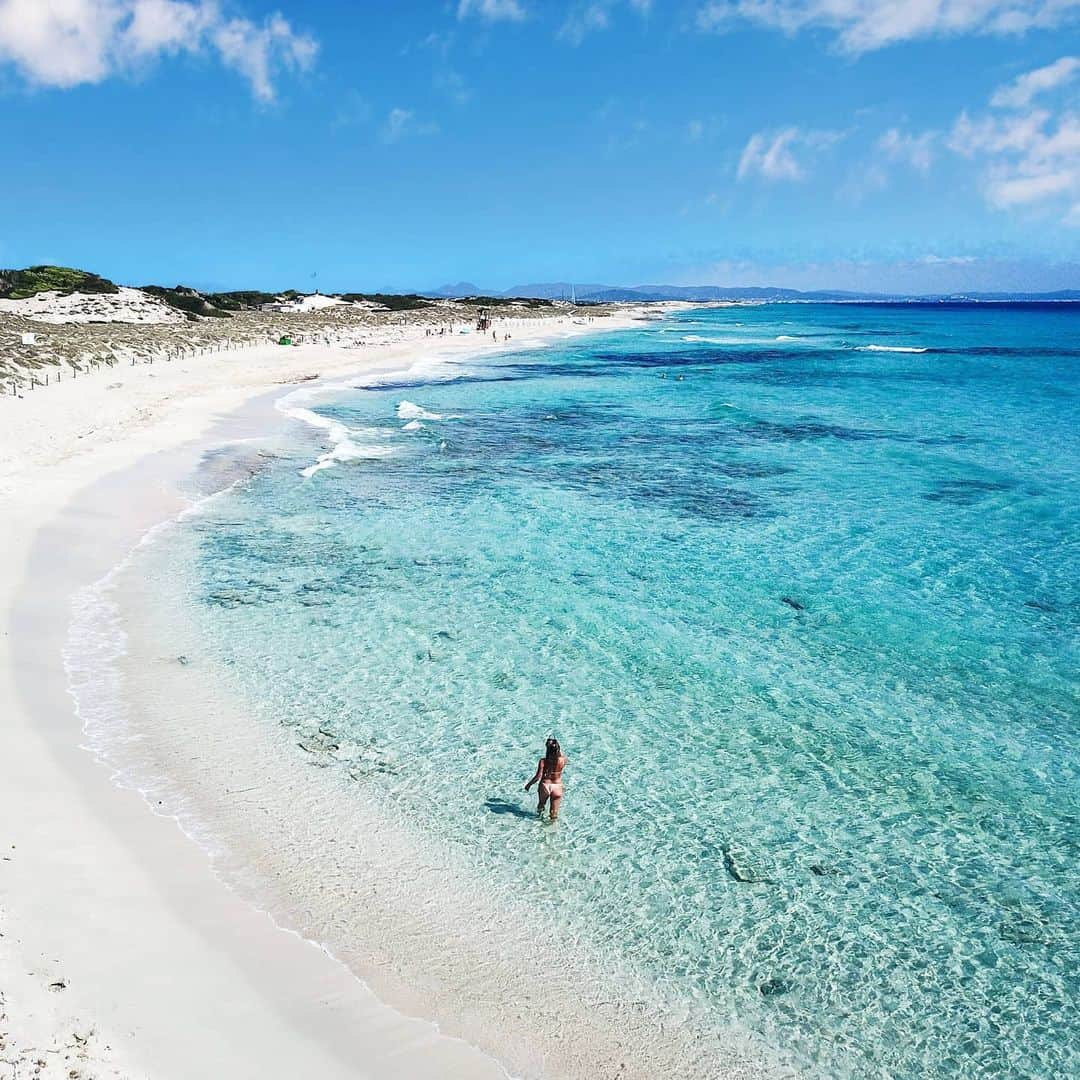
[[68, 413, 785, 1079], [0, 307, 694, 1079]]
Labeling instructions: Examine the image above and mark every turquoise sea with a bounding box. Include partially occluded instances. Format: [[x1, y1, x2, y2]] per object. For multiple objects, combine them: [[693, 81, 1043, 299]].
[[143, 304, 1079, 1077]]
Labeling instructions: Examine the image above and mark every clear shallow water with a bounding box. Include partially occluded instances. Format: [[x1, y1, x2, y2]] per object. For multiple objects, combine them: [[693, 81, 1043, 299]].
[[155, 305, 1078, 1077]]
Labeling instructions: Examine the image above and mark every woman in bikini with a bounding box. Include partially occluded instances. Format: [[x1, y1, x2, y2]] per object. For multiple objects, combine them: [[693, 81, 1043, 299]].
[[525, 737, 566, 821]]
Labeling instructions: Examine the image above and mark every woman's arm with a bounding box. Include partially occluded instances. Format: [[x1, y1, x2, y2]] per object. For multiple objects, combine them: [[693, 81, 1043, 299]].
[[525, 759, 543, 791]]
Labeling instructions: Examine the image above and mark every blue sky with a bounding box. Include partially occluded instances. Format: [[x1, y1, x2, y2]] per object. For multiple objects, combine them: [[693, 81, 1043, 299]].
[[2, 0, 1079, 293]]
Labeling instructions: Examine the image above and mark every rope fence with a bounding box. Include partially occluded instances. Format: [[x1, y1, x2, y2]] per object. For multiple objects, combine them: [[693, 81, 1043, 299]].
[[0, 307, 601, 399]]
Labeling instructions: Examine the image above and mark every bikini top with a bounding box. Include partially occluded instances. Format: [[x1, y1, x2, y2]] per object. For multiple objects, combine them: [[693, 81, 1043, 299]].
[[541, 757, 566, 781]]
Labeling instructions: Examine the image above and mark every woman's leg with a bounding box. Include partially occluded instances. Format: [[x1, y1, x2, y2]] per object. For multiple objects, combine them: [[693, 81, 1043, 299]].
[[537, 783, 549, 815], [548, 790, 562, 822]]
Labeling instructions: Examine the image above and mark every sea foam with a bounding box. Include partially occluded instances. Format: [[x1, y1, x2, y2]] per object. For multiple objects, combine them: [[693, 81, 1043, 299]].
[[300, 437, 395, 478], [682, 334, 760, 345], [277, 398, 395, 478], [397, 401, 444, 421], [857, 344, 929, 353]]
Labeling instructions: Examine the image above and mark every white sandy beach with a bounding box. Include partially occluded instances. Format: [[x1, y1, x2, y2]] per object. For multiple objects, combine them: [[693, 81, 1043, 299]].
[[0, 310, 669, 1080]]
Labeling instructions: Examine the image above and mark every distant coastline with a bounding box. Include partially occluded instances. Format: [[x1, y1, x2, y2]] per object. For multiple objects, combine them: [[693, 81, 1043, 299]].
[[424, 280, 1080, 304]]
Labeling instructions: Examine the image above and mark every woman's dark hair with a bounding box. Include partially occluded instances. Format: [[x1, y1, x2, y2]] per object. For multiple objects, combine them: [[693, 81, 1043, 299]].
[[544, 737, 561, 774]]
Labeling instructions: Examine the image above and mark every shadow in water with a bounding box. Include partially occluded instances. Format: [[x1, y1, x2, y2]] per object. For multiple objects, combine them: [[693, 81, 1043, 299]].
[[485, 797, 538, 820]]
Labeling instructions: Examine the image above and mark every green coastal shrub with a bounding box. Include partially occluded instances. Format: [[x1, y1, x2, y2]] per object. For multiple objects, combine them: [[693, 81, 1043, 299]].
[[454, 295, 553, 308], [0, 265, 120, 299], [205, 290, 280, 310], [142, 285, 232, 319]]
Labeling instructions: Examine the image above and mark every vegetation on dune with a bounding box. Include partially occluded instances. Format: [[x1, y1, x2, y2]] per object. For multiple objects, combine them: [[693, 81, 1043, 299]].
[[455, 295, 553, 308], [340, 292, 431, 311], [0, 266, 554, 323], [141, 285, 232, 320], [1, 281, 616, 394], [0, 265, 120, 300], [143, 285, 437, 315], [204, 290, 280, 310]]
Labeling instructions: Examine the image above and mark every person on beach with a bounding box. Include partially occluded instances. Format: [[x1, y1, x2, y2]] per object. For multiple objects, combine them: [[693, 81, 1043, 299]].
[[525, 737, 566, 821]]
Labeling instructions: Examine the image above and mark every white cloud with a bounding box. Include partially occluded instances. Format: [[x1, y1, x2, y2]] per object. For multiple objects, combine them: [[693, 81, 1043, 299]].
[[560, 3, 610, 44], [213, 12, 316, 102], [990, 55, 1080, 109], [0, 0, 316, 101], [383, 107, 412, 142], [739, 128, 802, 180], [877, 127, 935, 172], [696, 1, 1080, 54], [435, 68, 471, 105], [456, 0, 526, 21], [737, 126, 843, 181], [0, 0, 123, 86], [945, 85, 1080, 221], [920, 254, 977, 265], [948, 109, 1051, 156], [988, 166, 1078, 207], [125, 0, 212, 56], [381, 107, 439, 143], [559, 0, 653, 44]]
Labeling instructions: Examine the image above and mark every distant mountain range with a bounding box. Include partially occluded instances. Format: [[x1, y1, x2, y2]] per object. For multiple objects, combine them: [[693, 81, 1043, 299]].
[[3, 266, 1077, 311], [427, 281, 1080, 303]]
